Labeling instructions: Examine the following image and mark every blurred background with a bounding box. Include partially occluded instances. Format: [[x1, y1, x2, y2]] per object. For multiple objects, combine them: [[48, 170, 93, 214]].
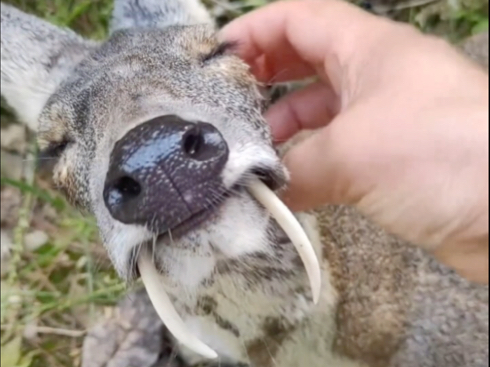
[[0, 0, 488, 366]]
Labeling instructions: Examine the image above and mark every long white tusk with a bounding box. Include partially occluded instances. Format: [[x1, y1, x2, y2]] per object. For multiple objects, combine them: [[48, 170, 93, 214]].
[[138, 248, 218, 360], [248, 180, 322, 304]]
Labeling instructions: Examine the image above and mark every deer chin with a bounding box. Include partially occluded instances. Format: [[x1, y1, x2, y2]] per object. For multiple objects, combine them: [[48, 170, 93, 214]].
[[137, 179, 322, 360]]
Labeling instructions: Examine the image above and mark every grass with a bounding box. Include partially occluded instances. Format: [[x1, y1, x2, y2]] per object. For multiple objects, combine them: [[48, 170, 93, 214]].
[[1, 145, 126, 367], [0, 0, 488, 366]]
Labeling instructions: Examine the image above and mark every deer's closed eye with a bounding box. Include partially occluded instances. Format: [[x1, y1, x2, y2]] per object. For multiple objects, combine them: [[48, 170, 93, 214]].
[[39, 140, 71, 161], [201, 41, 237, 63]]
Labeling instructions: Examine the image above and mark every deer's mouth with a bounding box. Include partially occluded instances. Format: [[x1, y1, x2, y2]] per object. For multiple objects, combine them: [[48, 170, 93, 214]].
[[153, 168, 282, 241], [131, 176, 323, 361], [155, 189, 233, 241], [127, 168, 281, 279]]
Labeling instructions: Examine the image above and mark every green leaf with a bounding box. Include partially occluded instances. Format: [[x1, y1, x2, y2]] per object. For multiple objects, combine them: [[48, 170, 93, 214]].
[[16, 350, 37, 367], [0, 177, 66, 210], [472, 19, 489, 34], [1, 336, 22, 367], [66, 0, 93, 26]]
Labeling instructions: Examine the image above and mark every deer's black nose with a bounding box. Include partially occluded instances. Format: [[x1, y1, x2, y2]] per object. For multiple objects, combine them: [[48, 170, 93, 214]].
[[103, 115, 229, 233]]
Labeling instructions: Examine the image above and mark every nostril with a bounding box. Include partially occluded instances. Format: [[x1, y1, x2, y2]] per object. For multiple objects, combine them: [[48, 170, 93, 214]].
[[105, 176, 142, 208], [181, 124, 225, 162], [182, 127, 204, 158], [113, 176, 141, 198]]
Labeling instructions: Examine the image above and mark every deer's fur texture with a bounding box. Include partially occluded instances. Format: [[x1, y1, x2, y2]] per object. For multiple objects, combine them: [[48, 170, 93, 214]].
[[1, 1, 488, 366]]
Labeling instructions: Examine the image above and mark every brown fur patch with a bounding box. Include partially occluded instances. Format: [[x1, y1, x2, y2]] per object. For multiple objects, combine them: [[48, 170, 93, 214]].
[[52, 164, 77, 207], [37, 103, 71, 151], [246, 317, 296, 367], [315, 205, 415, 366]]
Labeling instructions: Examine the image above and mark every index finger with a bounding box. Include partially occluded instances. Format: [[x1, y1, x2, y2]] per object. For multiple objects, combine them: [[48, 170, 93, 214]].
[[220, 0, 383, 84]]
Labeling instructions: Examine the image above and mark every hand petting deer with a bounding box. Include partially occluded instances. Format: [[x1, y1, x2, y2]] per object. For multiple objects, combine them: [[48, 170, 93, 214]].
[[1, 0, 488, 366]]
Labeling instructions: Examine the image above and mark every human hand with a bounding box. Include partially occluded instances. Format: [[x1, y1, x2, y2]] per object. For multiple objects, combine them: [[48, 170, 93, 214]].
[[221, 0, 489, 283]]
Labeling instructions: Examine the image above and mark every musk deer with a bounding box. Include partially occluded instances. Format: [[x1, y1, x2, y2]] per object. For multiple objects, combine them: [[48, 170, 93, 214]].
[[1, 1, 488, 366]]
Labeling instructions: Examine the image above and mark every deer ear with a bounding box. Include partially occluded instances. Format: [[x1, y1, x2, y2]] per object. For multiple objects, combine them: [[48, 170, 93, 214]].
[[1, 4, 96, 131], [110, 0, 214, 34]]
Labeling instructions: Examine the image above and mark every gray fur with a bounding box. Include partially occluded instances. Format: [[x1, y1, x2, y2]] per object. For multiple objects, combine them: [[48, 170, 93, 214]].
[[1, 3, 97, 130], [1, 1, 488, 367], [111, 0, 213, 33]]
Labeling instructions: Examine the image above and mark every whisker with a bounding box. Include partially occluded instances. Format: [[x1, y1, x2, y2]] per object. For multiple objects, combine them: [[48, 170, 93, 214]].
[[260, 335, 279, 367], [266, 68, 292, 86], [24, 157, 58, 163], [152, 232, 158, 265], [168, 228, 174, 245]]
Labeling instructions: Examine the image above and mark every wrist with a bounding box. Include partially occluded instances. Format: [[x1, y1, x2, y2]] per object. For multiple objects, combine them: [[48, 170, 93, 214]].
[[434, 232, 488, 284], [436, 129, 488, 284]]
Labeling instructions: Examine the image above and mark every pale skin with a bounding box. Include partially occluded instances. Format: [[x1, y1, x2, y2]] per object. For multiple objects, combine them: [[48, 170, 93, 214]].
[[221, 0, 489, 284]]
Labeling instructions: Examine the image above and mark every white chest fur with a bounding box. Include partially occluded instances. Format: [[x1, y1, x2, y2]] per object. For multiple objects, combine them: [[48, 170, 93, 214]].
[[164, 213, 364, 366]]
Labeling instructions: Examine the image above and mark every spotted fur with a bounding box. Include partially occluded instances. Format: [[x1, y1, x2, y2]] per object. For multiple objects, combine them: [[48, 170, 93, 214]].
[[1, 1, 488, 367]]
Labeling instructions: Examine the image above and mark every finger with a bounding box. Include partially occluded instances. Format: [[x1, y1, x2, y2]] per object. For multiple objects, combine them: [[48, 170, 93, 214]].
[[279, 124, 356, 211], [246, 52, 316, 85], [220, 0, 383, 84], [265, 81, 339, 143]]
